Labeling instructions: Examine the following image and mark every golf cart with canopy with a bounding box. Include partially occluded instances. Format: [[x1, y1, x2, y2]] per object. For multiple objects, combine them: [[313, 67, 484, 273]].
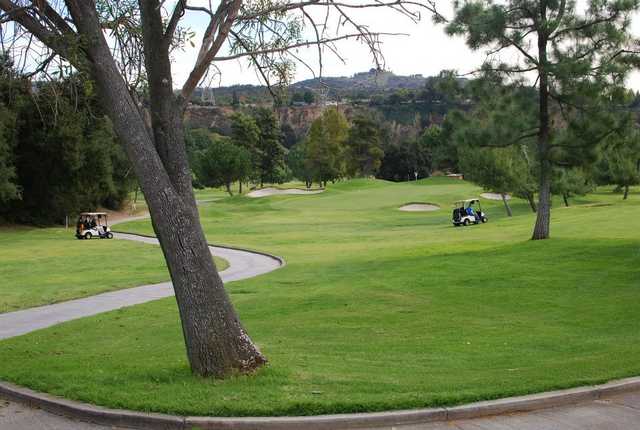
[[452, 199, 488, 227], [75, 212, 113, 239]]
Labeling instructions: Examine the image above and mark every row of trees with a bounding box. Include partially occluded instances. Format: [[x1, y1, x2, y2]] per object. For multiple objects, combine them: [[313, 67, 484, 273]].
[[437, 76, 640, 217], [189, 106, 387, 192], [187, 108, 287, 194], [446, 0, 640, 240], [0, 59, 132, 224], [287, 108, 385, 186]]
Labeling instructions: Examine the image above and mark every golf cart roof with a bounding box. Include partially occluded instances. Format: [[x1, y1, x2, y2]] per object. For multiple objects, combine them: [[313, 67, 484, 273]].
[[79, 212, 107, 216], [454, 199, 480, 204]]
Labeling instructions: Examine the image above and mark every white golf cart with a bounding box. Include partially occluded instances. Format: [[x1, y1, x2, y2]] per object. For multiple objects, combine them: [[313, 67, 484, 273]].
[[75, 212, 113, 239], [452, 199, 488, 227]]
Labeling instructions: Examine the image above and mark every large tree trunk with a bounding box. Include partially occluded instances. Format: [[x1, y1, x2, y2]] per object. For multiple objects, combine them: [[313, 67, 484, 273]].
[[226, 183, 234, 196], [239, 181, 243, 194], [532, 159, 552, 239], [563, 193, 569, 207], [623, 185, 629, 200], [501, 193, 513, 217], [532, 33, 551, 240], [69, 1, 266, 377]]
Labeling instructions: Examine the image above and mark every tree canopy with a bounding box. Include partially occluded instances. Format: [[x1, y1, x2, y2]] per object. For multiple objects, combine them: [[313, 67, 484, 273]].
[[447, 0, 640, 239]]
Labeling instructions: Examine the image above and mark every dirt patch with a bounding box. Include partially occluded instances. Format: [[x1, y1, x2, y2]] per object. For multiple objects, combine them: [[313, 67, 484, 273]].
[[399, 203, 440, 212], [247, 188, 325, 198], [480, 193, 512, 201]]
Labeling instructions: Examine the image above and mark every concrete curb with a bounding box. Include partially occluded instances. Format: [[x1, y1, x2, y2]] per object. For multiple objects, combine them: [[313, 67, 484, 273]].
[[1, 377, 639, 429]]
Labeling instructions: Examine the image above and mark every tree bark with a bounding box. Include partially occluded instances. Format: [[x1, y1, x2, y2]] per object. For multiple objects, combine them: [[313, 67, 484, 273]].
[[66, 0, 266, 378], [226, 183, 234, 196], [623, 185, 629, 200], [563, 193, 569, 207], [239, 181, 243, 194], [501, 193, 513, 217], [532, 158, 552, 240], [532, 28, 552, 240], [527, 192, 537, 212]]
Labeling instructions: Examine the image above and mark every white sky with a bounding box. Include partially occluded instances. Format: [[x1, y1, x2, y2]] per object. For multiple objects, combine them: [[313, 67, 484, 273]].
[[170, 2, 640, 91]]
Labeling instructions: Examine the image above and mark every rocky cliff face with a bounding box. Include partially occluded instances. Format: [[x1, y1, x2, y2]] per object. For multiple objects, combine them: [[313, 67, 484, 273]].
[[184, 105, 235, 134], [184, 103, 358, 139]]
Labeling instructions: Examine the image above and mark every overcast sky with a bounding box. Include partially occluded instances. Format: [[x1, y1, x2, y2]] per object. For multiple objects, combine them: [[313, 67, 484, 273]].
[[170, 2, 640, 91]]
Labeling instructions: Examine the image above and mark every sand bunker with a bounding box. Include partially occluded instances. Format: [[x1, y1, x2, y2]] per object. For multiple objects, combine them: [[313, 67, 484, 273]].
[[247, 187, 325, 198], [481, 192, 512, 201], [399, 203, 441, 212]]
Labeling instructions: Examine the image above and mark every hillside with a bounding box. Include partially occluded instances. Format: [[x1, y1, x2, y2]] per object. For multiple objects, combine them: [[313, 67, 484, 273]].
[[192, 69, 467, 106]]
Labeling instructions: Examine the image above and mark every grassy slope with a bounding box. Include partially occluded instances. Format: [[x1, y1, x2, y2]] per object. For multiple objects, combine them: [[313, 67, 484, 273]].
[[0, 178, 638, 416], [0, 227, 228, 312]]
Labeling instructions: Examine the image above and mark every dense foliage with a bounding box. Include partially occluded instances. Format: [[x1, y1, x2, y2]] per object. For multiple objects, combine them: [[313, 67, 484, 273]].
[[0, 63, 133, 224], [195, 137, 252, 195]]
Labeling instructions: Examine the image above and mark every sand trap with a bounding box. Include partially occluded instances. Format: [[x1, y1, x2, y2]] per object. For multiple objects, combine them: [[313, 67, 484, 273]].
[[247, 187, 325, 198], [481, 192, 512, 201], [399, 203, 441, 212]]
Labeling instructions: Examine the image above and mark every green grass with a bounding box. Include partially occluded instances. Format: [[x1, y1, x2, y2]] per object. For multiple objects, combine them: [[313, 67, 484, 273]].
[[0, 178, 639, 416], [0, 227, 228, 313]]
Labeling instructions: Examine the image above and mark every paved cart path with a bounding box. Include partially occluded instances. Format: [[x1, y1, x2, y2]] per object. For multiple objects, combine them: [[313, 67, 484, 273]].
[[0, 231, 283, 340]]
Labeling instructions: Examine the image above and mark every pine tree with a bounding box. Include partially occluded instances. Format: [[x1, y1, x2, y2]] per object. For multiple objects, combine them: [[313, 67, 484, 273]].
[[447, 0, 640, 239]]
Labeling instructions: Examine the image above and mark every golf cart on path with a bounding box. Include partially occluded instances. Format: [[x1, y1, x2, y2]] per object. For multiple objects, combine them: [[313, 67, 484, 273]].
[[76, 212, 113, 239], [452, 199, 488, 227]]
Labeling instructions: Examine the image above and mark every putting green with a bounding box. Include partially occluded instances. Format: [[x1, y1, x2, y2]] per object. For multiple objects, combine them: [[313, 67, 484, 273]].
[[0, 178, 638, 417]]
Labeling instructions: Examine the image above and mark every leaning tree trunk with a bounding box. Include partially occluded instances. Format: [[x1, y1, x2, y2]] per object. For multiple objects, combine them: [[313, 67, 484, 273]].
[[623, 185, 629, 200], [501, 193, 513, 217], [70, 1, 266, 377], [527, 192, 537, 213], [532, 37, 552, 240], [226, 183, 234, 196]]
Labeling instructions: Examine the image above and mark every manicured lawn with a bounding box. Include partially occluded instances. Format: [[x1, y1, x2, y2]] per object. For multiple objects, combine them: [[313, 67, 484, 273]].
[[0, 178, 638, 416], [0, 227, 228, 313]]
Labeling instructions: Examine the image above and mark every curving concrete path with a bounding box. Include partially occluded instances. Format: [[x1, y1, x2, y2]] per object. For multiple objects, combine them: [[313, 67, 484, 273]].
[[0, 231, 283, 341]]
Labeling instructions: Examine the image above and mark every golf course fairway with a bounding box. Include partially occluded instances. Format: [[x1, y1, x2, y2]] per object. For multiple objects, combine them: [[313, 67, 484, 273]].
[[0, 177, 638, 417]]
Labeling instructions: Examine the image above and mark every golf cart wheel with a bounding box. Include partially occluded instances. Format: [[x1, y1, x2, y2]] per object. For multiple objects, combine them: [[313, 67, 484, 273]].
[[106, 232, 114, 239], [84, 232, 92, 240], [482, 217, 488, 223], [463, 219, 470, 226]]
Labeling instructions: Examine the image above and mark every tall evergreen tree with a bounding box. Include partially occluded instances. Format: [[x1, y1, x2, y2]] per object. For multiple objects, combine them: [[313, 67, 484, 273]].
[[304, 107, 349, 185], [345, 115, 384, 177], [254, 108, 286, 187], [447, 0, 640, 239], [287, 143, 312, 188], [230, 112, 261, 192]]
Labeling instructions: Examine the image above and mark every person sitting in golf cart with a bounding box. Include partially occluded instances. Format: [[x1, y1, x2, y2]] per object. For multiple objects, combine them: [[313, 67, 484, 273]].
[[75, 212, 113, 239], [452, 199, 487, 226]]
